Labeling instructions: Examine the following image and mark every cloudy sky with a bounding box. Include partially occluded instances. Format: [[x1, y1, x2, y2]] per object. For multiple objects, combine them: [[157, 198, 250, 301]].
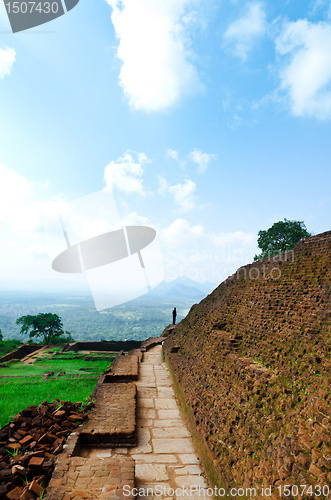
[[0, 0, 330, 290]]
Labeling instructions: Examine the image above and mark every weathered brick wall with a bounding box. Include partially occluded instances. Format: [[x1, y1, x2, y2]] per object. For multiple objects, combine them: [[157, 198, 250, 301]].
[[164, 231, 331, 496], [67, 340, 142, 352], [0, 344, 40, 363]]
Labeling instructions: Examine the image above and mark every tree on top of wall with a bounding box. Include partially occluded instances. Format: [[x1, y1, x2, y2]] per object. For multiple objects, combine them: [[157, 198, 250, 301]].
[[254, 219, 313, 261]]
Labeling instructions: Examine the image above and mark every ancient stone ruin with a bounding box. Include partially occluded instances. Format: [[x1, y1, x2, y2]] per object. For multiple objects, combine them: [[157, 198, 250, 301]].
[[1, 230, 331, 499], [164, 230, 331, 497]]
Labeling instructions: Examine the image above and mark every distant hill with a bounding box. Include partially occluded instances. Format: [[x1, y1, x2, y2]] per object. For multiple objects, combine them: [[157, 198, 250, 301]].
[[148, 277, 217, 300]]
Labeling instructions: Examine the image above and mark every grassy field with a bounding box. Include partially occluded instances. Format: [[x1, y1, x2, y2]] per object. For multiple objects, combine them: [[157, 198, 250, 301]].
[[0, 376, 99, 427], [0, 357, 113, 377], [0, 349, 117, 427]]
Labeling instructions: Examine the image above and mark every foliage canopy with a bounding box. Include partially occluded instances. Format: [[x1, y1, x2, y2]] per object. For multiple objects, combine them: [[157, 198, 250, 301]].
[[254, 219, 313, 261], [16, 313, 74, 345]]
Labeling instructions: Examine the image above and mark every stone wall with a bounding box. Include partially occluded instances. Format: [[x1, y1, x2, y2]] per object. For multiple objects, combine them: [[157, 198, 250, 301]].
[[0, 344, 41, 363], [66, 340, 142, 352], [163, 231, 331, 496]]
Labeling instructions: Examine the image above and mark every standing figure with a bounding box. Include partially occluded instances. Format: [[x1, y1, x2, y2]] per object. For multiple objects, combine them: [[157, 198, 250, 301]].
[[172, 307, 177, 325]]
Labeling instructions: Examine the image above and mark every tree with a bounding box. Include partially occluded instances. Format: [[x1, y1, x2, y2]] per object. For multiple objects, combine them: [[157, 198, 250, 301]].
[[254, 218, 313, 261], [0, 328, 3, 343], [16, 313, 74, 345]]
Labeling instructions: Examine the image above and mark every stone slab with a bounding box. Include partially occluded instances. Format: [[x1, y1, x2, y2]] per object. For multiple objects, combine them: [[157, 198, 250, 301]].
[[157, 410, 181, 419], [131, 454, 178, 463], [153, 419, 185, 428], [135, 464, 169, 482], [151, 428, 191, 438], [138, 398, 155, 408], [174, 466, 202, 475], [179, 455, 200, 465], [154, 399, 178, 409], [133, 428, 152, 453], [152, 438, 195, 454], [138, 408, 157, 419], [174, 475, 207, 488]]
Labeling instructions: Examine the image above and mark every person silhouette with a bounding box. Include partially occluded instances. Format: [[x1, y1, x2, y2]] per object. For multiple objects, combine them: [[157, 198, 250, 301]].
[[172, 307, 177, 325]]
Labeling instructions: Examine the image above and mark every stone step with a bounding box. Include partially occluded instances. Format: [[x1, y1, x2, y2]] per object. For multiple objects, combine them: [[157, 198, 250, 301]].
[[81, 383, 137, 446]]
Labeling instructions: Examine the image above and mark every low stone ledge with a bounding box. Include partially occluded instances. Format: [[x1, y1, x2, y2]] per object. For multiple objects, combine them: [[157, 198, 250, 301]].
[[81, 383, 137, 447], [141, 337, 164, 351], [104, 355, 139, 382]]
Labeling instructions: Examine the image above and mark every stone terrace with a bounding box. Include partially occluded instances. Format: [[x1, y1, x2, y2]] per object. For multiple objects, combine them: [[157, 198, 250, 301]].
[[80, 383, 137, 446], [46, 342, 207, 500], [103, 355, 139, 382]]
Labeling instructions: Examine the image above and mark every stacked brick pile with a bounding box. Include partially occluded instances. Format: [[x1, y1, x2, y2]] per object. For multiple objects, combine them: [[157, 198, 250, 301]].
[[0, 400, 92, 499], [164, 231, 331, 497]]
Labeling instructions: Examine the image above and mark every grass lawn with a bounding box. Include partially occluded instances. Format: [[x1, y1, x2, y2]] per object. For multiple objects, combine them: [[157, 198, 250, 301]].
[[0, 351, 117, 427], [0, 354, 116, 377], [0, 376, 98, 427]]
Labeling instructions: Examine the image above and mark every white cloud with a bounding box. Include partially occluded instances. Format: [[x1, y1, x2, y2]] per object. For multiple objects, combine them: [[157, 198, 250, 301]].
[[275, 19, 331, 119], [166, 149, 180, 162], [223, 2, 267, 60], [188, 148, 217, 173], [106, 0, 201, 111], [0, 47, 16, 79], [160, 219, 258, 283], [0, 164, 66, 234], [158, 178, 197, 211], [166, 149, 186, 168], [209, 230, 256, 248], [309, 0, 329, 16], [19, 244, 49, 257], [161, 219, 256, 249], [120, 211, 149, 225], [104, 151, 150, 195], [162, 218, 205, 243]]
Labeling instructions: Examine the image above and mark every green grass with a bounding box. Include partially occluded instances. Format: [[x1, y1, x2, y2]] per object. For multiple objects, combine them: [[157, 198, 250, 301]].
[[0, 376, 99, 427], [0, 355, 116, 377], [0, 352, 117, 428]]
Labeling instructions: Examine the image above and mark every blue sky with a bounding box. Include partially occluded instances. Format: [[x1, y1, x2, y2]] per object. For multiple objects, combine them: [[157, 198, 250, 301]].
[[0, 0, 330, 289]]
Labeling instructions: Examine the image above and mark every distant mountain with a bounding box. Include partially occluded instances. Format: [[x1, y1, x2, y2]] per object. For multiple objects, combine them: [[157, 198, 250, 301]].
[[0, 276, 218, 302], [148, 277, 217, 300]]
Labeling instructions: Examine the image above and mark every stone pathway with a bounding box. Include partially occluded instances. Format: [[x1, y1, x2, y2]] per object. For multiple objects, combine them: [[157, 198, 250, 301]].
[[47, 345, 208, 499], [130, 345, 208, 499]]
